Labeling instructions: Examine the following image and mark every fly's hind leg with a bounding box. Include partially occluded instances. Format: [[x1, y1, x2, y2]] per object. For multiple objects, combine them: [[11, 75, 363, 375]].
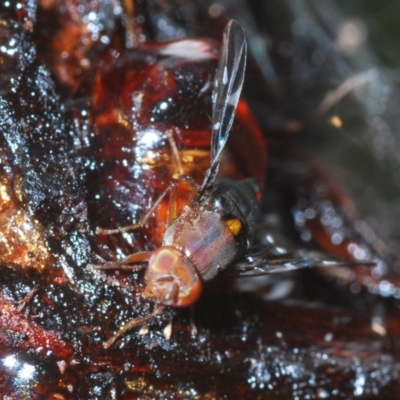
[[166, 128, 202, 205]]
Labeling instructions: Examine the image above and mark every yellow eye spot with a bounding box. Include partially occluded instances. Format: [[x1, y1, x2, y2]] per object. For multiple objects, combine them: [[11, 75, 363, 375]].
[[226, 218, 242, 236]]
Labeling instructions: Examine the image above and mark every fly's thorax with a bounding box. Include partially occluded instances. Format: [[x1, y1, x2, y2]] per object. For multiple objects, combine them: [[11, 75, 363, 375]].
[[163, 209, 238, 281]]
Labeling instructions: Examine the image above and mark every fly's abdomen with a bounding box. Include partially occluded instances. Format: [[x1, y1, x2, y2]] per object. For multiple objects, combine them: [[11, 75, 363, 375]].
[[210, 178, 261, 238]]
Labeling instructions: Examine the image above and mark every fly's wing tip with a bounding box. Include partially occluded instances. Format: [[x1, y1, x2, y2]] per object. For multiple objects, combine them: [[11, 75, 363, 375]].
[[225, 20, 246, 49], [211, 19, 247, 161]]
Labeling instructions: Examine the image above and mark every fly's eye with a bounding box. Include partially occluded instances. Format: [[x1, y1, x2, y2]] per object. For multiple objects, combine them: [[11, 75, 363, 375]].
[[226, 218, 242, 236]]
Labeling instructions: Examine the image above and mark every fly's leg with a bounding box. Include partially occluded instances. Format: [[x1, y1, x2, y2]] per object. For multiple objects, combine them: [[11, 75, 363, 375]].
[[95, 183, 180, 347], [177, 175, 200, 204], [166, 128, 184, 177], [167, 181, 179, 226], [166, 128, 201, 203], [96, 186, 171, 235], [92, 182, 179, 276], [88, 252, 152, 290], [90, 251, 152, 270], [103, 304, 165, 349]]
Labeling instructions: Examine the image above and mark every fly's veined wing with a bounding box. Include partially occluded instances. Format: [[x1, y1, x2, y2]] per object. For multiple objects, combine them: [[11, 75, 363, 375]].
[[232, 252, 372, 278], [197, 20, 247, 198], [211, 20, 247, 161]]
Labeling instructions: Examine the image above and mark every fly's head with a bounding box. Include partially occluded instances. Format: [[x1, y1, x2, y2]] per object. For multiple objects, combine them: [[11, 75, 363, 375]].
[[143, 246, 202, 307]]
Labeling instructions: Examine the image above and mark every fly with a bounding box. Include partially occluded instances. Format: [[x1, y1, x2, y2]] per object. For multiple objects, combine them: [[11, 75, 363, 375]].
[[94, 20, 360, 349]]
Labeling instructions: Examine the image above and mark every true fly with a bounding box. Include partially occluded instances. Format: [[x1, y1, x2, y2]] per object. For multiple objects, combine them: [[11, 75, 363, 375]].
[[95, 20, 359, 348]]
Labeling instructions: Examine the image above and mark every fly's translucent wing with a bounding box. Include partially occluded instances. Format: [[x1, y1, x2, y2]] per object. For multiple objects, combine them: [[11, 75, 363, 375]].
[[196, 20, 247, 199], [211, 19, 247, 161], [231, 230, 374, 278], [232, 253, 373, 278]]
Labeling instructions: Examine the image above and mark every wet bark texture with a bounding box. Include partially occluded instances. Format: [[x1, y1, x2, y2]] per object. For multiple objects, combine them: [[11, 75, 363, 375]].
[[0, 1, 400, 399]]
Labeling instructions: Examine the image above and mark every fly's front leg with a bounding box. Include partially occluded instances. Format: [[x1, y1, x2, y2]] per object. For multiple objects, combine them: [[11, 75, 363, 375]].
[[88, 252, 152, 289], [103, 304, 165, 349], [89, 251, 152, 271]]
